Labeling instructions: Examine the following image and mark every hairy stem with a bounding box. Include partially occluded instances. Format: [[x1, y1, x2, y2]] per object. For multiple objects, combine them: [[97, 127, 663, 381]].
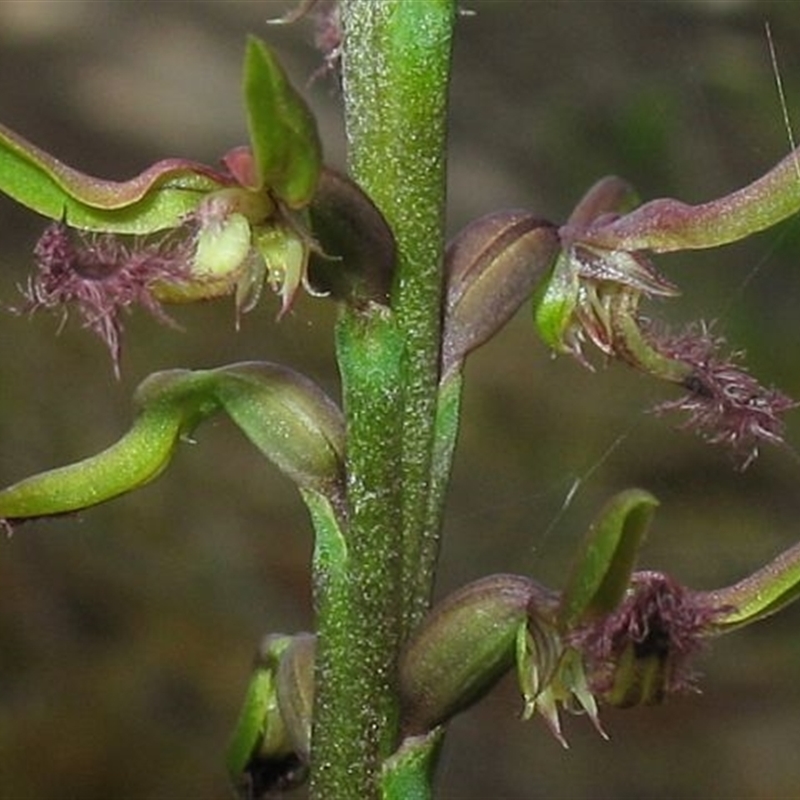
[[309, 2, 456, 798], [341, 0, 455, 633], [310, 311, 406, 800]]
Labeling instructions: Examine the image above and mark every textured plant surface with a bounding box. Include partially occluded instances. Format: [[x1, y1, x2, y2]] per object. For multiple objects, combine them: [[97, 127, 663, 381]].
[[2, 3, 800, 799]]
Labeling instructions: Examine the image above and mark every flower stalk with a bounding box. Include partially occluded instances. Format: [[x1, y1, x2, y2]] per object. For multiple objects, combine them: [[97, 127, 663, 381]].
[[309, 3, 456, 798]]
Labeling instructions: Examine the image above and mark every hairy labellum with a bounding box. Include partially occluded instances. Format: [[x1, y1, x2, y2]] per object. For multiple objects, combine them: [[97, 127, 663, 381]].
[[649, 323, 795, 468], [23, 223, 190, 375], [570, 571, 720, 706]]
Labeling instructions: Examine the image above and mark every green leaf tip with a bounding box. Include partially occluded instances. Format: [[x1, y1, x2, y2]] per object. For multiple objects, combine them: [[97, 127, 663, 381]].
[[243, 36, 322, 207]]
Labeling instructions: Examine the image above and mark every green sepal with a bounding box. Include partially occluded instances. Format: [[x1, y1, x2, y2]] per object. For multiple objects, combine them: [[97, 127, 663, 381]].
[[558, 488, 659, 630], [0, 369, 220, 522], [252, 220, 309, 316], [531, 176, 639, 356], [0, 362, 345, 525], [702, 539, 800, 633], [580, 145, 800, 253], [380, 728, 445, 800], [243, 36, 322, 207], [531, 248, 579, 353], [0, 121, 226, 234], [516, 624, 604, 747], [226, 634, 294, 783]]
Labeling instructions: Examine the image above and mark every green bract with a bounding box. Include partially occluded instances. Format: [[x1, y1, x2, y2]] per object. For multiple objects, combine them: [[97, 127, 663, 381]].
[[444, 211, 559, 374], [380, 729, 444, 800], [399, 574, 551, 735]]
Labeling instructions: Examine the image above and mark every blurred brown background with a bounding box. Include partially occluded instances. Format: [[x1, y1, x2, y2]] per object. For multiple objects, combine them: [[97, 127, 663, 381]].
[[2, 1, 800, 798]]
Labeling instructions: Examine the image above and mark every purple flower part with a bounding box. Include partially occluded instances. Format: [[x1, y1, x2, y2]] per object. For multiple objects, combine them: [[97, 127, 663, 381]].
[[571, 571, 719, 697], [648, 323, 795, 468], [23, 222, 191, 375], [313, 1, 341, 73], [269, 1, 340, 85]]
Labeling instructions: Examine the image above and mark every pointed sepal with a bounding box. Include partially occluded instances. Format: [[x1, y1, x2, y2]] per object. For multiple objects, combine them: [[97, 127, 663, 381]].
[[243, 36, 322, 206]]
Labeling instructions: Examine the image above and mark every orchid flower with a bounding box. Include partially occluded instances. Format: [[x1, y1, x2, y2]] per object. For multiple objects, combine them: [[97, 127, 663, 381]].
[[1, 37, 322, 373]]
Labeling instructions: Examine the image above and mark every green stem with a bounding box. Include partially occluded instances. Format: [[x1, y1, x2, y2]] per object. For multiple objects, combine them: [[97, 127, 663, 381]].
[[341, 0, 456, 634], [310, 2, 456, 798], [311, 308, 406, 800], [419, 371, 464, 599]]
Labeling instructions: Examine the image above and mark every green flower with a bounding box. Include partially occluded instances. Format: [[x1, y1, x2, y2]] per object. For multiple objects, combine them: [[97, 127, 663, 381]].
[[399, 489, 800, 747], [532, 177, 795, 465], [1, 37, 322, 373]]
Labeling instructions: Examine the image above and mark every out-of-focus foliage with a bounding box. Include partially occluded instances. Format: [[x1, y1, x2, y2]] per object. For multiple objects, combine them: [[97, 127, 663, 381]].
[[2, 2, 800, 798]]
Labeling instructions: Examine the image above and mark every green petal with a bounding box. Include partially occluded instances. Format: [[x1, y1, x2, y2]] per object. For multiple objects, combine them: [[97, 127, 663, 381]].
[[531, 248, 580, 353], [0, 122, 226, 233], [243, 37, 322, 207], [558, 488, 659, 630]]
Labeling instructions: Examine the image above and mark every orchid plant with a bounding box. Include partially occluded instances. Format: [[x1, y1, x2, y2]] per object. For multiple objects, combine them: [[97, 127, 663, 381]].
[[3, 3, 800, 799]]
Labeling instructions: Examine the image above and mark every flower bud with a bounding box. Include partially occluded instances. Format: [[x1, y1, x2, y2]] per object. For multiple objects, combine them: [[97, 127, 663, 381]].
[[399, 574, 556, 734], [443, 212, 559, 376], [226, 634, 309, 799], [275, 633, 315, 760]]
